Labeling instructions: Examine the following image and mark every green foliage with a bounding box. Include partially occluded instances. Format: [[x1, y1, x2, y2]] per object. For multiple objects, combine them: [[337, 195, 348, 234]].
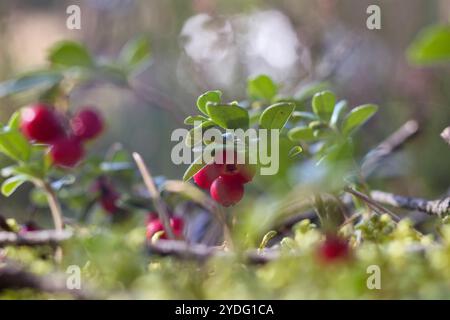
[[48, 41, 94, 68], [196, 90, 222, 115], [206, 103, 249, 130], [119, 36, 151, 73], [0, 71, 63, 98], [247, 74, 278, 101], [312, 90, 336, 121], [408, 25, 450, 65], [259, 102, 295, 129], [341, 104, 378, 136]]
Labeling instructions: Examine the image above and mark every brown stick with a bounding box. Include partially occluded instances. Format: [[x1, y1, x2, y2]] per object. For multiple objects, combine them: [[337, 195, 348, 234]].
[[147, 240, 279, 265], [0, 263, 91, 299], [344, 187, 400, 221], [132, 152, 175, 239], [362, 120, 419, 178], [370, 190, 450, 217], [0, 230, 72, 247]]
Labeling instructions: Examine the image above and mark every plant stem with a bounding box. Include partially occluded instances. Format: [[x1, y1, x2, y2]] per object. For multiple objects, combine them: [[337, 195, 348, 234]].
[[216, 205, 234, 250], [42, 182, 64, 232], [132, 152, 175, 239]]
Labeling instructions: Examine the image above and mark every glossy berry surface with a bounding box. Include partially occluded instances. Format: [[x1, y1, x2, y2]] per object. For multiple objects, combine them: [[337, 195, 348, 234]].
[[71, 108, 104, 141], [20, 104, 64, 143], [210, 176, 244, 207], [146, 215, 184, 240], [221, 163, 255, 184], [50, 136, 85, 167], [317, 235, 350, 263], [193, 163, 223, 189]]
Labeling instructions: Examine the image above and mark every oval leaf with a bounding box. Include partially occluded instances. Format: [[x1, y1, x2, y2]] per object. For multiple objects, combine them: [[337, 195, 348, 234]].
[[312, 90, 336, 120], [247, 75, 277, 101], [48, 41, 93, 68], [0, 71, 63, 98], [0, 130, 32, 162], [119, 35, 151, 71], [197, 91, 222, 115], [1, 175, 28, 197], [259, 102, 295, 130], [342, 104, 378, 136], [206, 104, 249, 130], [408, 25, 450, 65], [287, 127, 316, 141]]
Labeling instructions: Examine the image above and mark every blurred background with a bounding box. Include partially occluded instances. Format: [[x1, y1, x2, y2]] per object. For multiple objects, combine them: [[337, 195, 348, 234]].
[[0, 0, 449, 222]]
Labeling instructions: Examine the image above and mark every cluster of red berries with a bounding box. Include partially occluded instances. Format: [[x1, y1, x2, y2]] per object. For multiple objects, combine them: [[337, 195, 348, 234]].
[[317, 234, 351, 263], [146, 212, 184, 240], [20, 103, 103, 167], [193, 151, 255, 207]]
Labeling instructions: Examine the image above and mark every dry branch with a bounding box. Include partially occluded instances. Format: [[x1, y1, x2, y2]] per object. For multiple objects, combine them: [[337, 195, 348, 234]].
[[370, 190, 450, 217], [0, 230, 72, 247], [0, 263, 90, 299], [362, 120, 419, 178], [147, 240, 279, 265]]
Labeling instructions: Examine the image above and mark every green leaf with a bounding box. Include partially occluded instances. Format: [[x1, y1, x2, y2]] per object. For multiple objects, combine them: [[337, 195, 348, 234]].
[[206, 104, 249, 130], [197, 90, 222, 115], [312, 91, 336, 120], [184, 115, 209, 125], [291, 111, 318, 121], [287, 127, 316, 141], [294, 82, 329, 102], [288, 146, 303, 158], [407, 25, 450, 65], [259, 102, 295, 129], [7, 111, 21, 130], [0, 71, 63, 98], [48, 41, 94, 68], [182, 155, 208, 182], [0, 130, 32, 162], [1, 175, 28, 197], [119, 36, 151, 72], [186, 120, 216, 147], [342, 104, 378, 136], [247, 75, 277, 101], [330, 100, 348, 127]]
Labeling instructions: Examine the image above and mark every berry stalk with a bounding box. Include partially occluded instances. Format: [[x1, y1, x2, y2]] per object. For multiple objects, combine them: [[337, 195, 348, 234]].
[[132, 152, 176, 239]]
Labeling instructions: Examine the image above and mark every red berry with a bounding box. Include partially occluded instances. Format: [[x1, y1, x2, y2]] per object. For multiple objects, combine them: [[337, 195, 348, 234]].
[[100, 192, 120, 214], [50, 136, 85, 167], [214, 150, 255, 184], [18, 221, 40, 235], [210, 176, 244, 207], [20, 104, 64, 143], [222, 163, 256, 184], [170, 217, 184, 235], [146, 216, 184, 240], [317, 234, 350, 263], [70, 108, 103, 141], [193, 164, 223, 189]]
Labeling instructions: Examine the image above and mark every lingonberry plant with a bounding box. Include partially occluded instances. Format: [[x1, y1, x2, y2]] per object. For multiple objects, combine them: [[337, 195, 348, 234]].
[[0, 17, 449, 300]]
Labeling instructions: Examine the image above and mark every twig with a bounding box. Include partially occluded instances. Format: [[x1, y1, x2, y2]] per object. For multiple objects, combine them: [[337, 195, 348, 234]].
[[370, 190, 450, 218], [132, 152, 175, 239], [0, 263, 91, 299], [441, 126, 450, 146], [362, 120, 419, 178], [41, 182, 64, 232], [0, 230, 73, 247], [147, 240, 279, 265], [344, 186, 401, 221]]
